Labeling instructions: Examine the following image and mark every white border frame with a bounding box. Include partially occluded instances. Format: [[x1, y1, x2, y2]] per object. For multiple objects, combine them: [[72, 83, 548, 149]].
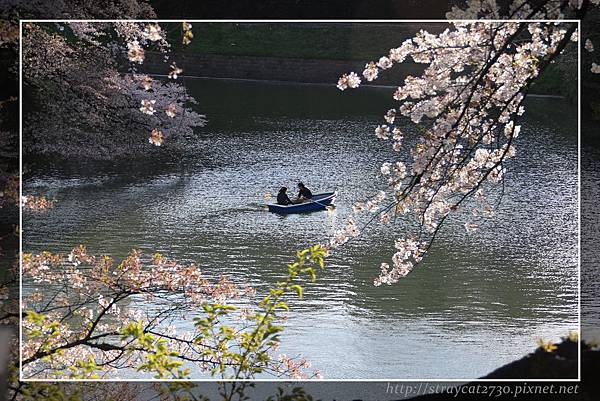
[[19, 19, 582, 383]]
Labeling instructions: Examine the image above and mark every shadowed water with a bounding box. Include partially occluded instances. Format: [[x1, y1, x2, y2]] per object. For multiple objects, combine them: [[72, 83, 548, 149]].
[[23, 79, 579, 379]]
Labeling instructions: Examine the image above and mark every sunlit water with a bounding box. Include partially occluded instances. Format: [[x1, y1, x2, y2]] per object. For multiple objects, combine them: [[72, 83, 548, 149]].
[[582, 126, 600, 345], [23, 79, 579, 379]]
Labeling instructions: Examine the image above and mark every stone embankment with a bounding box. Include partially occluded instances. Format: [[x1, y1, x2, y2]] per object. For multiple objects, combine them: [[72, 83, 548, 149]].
[[143, 51, 425, 86]]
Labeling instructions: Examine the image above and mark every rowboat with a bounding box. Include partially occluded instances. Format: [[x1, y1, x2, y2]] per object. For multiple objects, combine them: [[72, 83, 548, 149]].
[[267, 192, 336, 214]]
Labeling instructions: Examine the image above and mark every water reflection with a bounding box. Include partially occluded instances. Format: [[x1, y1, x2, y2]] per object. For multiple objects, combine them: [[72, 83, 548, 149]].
[[581, 130, 600, 343]]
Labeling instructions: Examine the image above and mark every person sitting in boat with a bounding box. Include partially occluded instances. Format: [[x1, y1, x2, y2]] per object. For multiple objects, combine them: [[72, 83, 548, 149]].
[[276, 187, 294, 205], [297, 182, 313, 201]]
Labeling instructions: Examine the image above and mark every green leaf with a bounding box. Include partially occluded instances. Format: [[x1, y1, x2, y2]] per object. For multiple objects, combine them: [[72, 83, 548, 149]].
[[275, 301, 289, 311], [290, 284, 303, 300]]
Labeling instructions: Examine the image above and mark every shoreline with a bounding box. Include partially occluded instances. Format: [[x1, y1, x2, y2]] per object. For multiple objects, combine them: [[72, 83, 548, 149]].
[[149, 73, 566, 99], [141, 51, 426, 87]]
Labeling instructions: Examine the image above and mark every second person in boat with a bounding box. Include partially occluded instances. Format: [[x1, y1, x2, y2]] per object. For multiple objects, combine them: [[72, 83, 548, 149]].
[[296, 182, 313, 203], [277, 187, 294, 205]]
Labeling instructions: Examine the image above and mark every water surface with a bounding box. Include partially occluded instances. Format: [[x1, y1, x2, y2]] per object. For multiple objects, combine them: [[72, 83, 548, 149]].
[[23, 79, 579, 379]]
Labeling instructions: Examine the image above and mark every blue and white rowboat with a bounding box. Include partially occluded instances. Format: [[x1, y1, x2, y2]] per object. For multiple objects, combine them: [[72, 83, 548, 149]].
[[267, 192, 336, 214]]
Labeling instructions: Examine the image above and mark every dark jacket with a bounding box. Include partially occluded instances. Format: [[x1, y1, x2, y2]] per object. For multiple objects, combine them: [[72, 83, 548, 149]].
[[277, 191, 293, 205], [298, 186, 313, 199]]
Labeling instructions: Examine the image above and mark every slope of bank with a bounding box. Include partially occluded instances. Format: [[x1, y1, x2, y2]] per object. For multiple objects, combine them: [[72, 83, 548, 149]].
[[148, 22, 578, 99], [407, 339, 598, 400], [144, 51, 425, 86]]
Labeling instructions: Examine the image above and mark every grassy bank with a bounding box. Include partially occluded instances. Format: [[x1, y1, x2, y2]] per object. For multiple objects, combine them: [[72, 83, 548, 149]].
[[168, 23, 444, 61], [165, 23, 577, 98]]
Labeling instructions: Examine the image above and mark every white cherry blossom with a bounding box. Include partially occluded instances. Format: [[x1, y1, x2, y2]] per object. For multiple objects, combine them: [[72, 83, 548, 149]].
[[336, 19, 579, 285]]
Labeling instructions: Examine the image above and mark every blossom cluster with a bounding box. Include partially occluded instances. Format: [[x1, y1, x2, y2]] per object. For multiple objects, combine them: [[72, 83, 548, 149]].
[[21, 247, 242, 378], [22, 23, 205, 158], [327, 190, 386, 250], [182, 21, 194, 45], [446, 0, 599, 74], [21, 245, 320, 380], [21, 194, 55, 210], [337, 20, 578, 285], [273, 354, 321, 379]]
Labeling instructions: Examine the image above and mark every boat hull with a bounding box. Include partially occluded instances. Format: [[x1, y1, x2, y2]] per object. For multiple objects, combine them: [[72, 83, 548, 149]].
[[267, 192, 336, 214]]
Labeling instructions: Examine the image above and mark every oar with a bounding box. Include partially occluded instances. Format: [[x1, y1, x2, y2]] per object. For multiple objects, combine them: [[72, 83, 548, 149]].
[[309, 194, 336, 210], [313, 200, 334, 210]]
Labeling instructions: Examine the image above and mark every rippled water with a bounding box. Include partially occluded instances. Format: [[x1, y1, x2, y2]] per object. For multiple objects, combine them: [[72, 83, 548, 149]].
[[582, 126, 600, 345], [23, 79, 579, 379]]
